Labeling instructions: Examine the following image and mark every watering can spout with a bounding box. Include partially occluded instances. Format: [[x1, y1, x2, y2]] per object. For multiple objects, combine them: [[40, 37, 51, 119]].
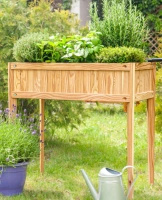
[[81, 169, 98, 200]]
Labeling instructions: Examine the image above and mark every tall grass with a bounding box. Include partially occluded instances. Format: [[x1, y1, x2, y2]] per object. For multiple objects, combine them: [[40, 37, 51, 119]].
[[90, 0, 149, 49]]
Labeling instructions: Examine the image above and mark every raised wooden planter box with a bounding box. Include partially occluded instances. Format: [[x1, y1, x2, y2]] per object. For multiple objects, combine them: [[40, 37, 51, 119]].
[[9, 62, 155, 102], [8, 62, 156, 198]]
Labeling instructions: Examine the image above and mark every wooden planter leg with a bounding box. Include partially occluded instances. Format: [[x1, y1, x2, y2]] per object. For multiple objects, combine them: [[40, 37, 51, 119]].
[[127, 102, 134, 200], [40, 99, 45, 174], [8, 63, 17, 116], [147, 98, 155, 184]]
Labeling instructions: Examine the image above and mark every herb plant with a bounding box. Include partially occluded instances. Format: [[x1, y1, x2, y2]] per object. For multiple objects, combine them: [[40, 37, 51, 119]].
[[96, 47, 146, 63], [13, 32, 49, 62], [0, 108, 39, 166], [90, 0, 149, 49]]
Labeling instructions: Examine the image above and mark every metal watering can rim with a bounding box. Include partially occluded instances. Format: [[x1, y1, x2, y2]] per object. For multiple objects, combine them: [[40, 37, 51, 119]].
[[98, 167, 122, 177]]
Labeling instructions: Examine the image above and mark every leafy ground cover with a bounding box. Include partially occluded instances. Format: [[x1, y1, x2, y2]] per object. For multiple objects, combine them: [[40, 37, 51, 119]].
[[0, 107, 161, 200]]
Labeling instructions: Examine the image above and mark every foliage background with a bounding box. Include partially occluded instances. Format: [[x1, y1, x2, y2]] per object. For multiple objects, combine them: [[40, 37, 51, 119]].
[[0, 0, 86, 131]]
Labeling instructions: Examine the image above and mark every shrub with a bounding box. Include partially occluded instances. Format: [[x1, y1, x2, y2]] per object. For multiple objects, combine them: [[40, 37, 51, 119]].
[[90, 0, 149, 49], [29, 0, 79, 35], [96, 47, 146, 63], [13, 32, 49, 62]]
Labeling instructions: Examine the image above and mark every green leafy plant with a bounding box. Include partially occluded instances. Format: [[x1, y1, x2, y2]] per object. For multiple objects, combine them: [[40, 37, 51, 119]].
[[90, 0, 149, 49], [61, 31, 103, 63], [0, 108, 39, 166], [13, 32, 49, 62], [96, 47, 146, 63]]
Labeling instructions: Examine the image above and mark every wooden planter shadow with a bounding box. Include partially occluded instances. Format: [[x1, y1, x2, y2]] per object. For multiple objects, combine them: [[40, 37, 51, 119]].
[[8, 62, 156, 199]]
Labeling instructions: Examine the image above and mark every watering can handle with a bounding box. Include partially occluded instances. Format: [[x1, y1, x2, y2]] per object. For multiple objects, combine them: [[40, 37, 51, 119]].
[[121, 166, 138, 200]]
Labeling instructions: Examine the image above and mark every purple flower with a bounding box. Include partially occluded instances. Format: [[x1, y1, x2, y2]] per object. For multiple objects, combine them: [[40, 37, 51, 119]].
[[0, 110, 2, 114], [16, 114, 19, 118], [29, 118, 34, 122], [24, 109, 27, 113], [4, 108, 9, 113], [32, 130, 37, 135]]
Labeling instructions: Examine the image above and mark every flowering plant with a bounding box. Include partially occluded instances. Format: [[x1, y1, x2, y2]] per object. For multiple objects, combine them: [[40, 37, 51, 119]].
[[0, 106, 39, 166]]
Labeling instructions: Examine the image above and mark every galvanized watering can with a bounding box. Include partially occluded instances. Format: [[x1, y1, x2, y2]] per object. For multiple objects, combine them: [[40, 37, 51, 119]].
[[81, 166, 138, 200]]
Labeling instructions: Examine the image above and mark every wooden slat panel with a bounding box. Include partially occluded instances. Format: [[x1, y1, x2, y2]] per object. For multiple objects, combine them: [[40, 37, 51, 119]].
[[105, 71, 114, 94], [12, 92, 130, 103], [75, 71, 84, 93], [83, 71, 91, 93], [113, 71, 122, 94], [33, 71, 41, 92], [14, 70, 21, 91], [144, 70, 151, 91], [61, 71, 69, 93], [150, 67, 156, 91], [47, 71, 55, 92], [122, 71, 129, 94], [90, 71, 98, 94], [40, 71, 48, 92], [138, 70, 152, 93], [10, 62, 132, 71], [98, 71, 106, 94], [20, 70, 28, 91], [54, 71, 62, 92], [135, 91, 154, 101], [27, 70, 34, 91], [68, 71, 75, 93]]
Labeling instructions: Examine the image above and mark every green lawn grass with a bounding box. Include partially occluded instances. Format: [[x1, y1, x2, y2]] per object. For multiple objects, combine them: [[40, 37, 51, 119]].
[[0, 109, 162, 200]]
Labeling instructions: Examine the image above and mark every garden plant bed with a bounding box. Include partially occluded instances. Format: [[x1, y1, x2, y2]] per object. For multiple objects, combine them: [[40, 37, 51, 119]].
[[8, 61, 156, 199]]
